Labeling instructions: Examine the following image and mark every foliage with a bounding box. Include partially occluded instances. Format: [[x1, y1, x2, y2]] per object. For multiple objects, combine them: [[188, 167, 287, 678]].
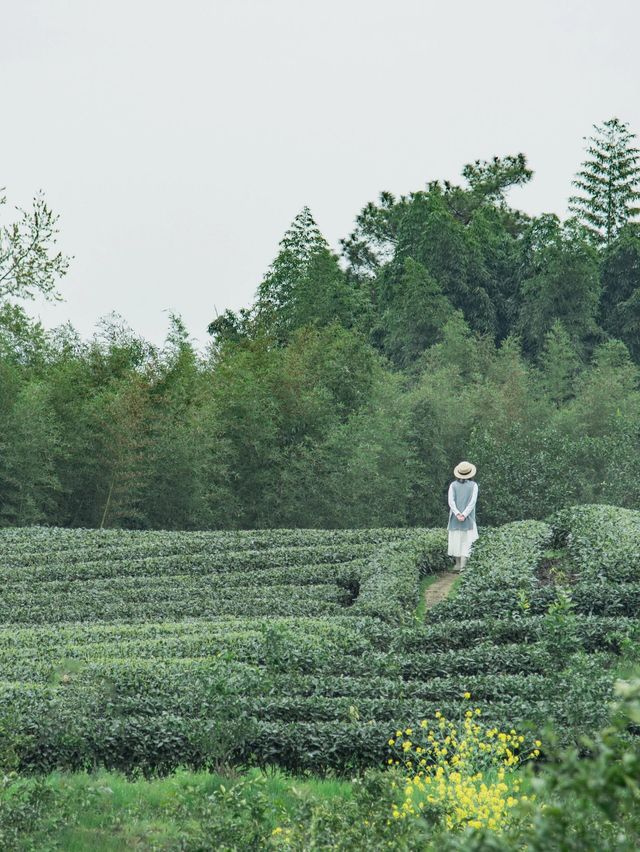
[[387, 701, 540, 831], [351, 530, 447, 621], [599, 224, 640, 358], [0, 187, 70, 302], [0, 774, 63, 852], [494, 675, 640, 851], [551, 503, 640, 581], [0, 512, 637, 778], [516, 214, 601, 357], [2, 125, 640, 531], [569, 117, 640, 246], [2, 679, 638, 849]]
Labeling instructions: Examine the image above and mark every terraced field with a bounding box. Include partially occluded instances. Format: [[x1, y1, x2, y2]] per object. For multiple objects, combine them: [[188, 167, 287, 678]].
[[1, 506, 638, 776]]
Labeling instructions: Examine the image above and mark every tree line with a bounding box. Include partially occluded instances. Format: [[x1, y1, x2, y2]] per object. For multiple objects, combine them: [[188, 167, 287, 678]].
[[0, 117, 639, 529]]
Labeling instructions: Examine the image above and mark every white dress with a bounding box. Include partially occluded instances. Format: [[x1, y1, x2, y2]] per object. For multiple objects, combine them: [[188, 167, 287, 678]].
[[447, 481, 479, 558]]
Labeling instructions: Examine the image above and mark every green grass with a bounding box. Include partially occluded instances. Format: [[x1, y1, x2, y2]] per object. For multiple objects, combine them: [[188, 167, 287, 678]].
[[415, 573, 442, 620], [1, 762, 543, 851], [3, 767, 355, 851], [448, 572, 463, 596]]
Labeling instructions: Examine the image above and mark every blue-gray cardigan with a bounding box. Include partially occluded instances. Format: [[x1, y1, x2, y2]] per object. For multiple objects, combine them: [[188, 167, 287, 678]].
[[447, 479, 478, 531]]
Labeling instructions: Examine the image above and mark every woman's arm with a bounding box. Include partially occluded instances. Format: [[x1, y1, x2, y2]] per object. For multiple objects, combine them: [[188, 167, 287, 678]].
[[462, 482, 478, 518], [448, 482, 459, 515]]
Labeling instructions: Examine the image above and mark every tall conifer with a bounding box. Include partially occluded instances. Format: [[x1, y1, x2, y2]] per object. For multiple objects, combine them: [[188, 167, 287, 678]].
[[569, 117, 640, 246]]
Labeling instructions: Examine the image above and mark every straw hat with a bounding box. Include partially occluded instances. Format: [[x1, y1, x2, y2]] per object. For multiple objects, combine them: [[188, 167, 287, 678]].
[[454, 460, 476, 479]]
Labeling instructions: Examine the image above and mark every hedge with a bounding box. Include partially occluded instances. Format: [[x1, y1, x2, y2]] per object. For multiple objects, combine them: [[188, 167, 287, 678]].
[[551, 504, 640, 582]]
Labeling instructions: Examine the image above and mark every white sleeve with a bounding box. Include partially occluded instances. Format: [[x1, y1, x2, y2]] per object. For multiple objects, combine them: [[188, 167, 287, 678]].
[[448, 482, 459, 515], [462, 482, 478, 518]]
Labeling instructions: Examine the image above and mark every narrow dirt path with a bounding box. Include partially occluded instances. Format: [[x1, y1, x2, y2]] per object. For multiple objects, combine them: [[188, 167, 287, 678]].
[[424, 572, 458, 613]]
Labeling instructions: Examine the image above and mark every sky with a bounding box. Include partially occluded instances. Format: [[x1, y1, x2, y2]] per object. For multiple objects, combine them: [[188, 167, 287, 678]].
[[2, 0, 639, 349]]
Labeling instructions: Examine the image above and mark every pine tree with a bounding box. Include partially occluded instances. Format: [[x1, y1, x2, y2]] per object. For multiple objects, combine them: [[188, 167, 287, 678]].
[[255, 207, 328, 339], [569, 118, 640, 246], [254, 207, 360, 343]]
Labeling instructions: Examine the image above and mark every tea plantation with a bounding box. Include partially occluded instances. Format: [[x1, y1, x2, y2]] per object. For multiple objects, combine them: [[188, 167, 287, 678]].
[[0, 505, 638, 777]]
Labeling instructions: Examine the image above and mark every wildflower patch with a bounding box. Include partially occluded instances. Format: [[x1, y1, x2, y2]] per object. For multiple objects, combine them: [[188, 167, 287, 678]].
[[388, 700, 540, 832]]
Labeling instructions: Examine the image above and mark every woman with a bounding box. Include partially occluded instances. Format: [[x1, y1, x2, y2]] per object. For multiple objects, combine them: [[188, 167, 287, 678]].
[[447, 461, 479, 572]]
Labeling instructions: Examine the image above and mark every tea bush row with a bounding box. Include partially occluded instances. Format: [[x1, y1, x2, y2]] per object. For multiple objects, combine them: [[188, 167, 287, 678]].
[[0, 581, 354, 625], [0, 640, 555, 684], [2, 610, 630, 662], [0, 526, 425, 567], [349, 530, 447, 621], [552, 503, 640, 582], [0, 664, 615, 775], [0, 544, 375, 580], [429, 580, 640, 622]]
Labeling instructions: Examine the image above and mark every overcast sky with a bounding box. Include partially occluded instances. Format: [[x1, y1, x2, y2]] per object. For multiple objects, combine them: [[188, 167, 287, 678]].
[[2, 0, 639, 349]]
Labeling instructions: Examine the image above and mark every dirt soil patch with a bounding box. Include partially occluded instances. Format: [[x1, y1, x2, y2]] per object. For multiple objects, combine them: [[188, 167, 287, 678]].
[[536, 550, 579, 586], [424, 572, 458, 611]]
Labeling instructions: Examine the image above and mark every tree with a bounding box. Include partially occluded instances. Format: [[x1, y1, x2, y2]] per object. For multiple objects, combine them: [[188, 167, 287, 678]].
[[461, 153, 533, 203], [254, 207, 327, 340], [0, 187, 70, 301], [59, 317, 157, 528], [0, 302, 50, 368], [420, 311, 492, 383], [211, 206, 363, 346], [143, 317, 210, 529], [538, 320, 582, 406], [381, 258, 455, 367], [560, 340, 640, 506], [339, 191, 404, 280], [285, 245, 362, 334], [0, 381, 63, 526], [341, 155, 531, 282], [386, 185, 498, 337], [567, 339, 640, 437], [599, 224, 640, 359], [569, 117, 640, 246], [517, 215, 601, 357], [276, 369, 412, 528], [92, 375, 152, 529], [207, 306, 256, 350]]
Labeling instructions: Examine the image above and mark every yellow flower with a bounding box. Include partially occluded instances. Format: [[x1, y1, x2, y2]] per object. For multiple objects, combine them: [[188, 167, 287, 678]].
[[390, 708, 536, 833], [463, 692, 471, 699], [388, 739, 395, 746]]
